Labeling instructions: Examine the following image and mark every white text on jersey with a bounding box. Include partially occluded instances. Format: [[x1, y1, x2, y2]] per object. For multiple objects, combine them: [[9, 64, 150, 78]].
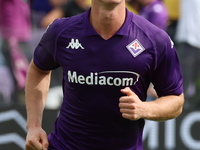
[[68, 70, 140, 86]]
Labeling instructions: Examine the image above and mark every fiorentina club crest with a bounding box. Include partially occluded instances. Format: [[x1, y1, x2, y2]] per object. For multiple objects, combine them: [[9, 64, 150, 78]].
[[126, 39, 145, 57]]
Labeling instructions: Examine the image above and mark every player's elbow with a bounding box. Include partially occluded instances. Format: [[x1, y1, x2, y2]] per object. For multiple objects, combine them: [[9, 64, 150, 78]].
[[176, 105, 183, 117], [175, 93, 185, 118]]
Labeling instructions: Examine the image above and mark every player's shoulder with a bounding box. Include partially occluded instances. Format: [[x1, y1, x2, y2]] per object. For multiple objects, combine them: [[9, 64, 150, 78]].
[[45, 13, 85, 35], [131, 13, 170, 47], [132, 13, 166, 34], [41, 13, 85, 46]]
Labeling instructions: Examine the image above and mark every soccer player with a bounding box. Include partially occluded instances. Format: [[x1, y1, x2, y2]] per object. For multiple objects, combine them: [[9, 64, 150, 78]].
[[25, 0, 184, 149]]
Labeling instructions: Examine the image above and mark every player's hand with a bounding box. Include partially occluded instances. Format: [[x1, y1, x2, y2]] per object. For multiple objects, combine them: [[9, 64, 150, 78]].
[[119, 87, 144, 120], [25, 127, 49, 150]]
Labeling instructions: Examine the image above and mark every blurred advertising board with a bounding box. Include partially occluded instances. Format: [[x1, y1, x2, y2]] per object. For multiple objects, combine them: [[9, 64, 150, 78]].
[[0, 106, 199, 150]]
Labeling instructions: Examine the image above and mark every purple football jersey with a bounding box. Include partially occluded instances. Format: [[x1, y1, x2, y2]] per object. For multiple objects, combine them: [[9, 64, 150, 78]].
[[139, 0, 168, 31], [34, 8, 183, 150]]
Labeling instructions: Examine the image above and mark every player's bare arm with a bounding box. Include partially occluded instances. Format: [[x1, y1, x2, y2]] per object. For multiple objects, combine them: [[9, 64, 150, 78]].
[[25, 60, 51, 150], [119, 87, 184, 121]]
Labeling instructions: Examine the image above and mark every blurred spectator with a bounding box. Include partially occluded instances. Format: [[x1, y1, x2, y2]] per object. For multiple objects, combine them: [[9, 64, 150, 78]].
[[0, 0, 32, 104], [41, 0, 90, 28], [175, 0, 200, 108], [0, 37, 14, 105], [30, 0, 68, 28], [137, 0, 168, 30], [163, 0, 179, 45], [49, 0, 69, 7], [126, 0, 140, 14], [31, 0, 53, 13]]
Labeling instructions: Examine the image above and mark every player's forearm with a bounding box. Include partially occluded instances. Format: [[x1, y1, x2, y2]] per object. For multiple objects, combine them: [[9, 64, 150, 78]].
[[25, 61, 51, 129], [143, 93, 184, 121]]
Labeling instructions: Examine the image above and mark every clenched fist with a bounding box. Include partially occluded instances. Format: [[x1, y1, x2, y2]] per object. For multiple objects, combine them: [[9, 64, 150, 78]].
[[25, 127, 49, 150], [119, 87, 145, 121]]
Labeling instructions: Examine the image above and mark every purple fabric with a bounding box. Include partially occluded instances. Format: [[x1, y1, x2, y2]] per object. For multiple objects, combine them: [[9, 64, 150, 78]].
[[139, 0, 169, 31], [33, 8, 183, 150]]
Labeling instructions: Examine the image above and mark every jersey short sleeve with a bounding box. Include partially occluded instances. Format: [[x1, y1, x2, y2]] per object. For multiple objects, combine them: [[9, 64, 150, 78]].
[[33, 18, 65, 70], [151, 30, 183, 97]]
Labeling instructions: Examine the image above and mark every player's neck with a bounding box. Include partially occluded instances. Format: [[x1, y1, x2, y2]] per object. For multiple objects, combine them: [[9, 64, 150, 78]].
[[90, 3, 126, 40]]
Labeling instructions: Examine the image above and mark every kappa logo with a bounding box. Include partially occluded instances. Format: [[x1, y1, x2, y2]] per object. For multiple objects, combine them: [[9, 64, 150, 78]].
[[126, 39, 145, 57], [66, 38, 84, 49]]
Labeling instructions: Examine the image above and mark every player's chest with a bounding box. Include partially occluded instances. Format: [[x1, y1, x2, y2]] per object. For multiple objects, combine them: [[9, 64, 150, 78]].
[[56, 36, 154, 76]]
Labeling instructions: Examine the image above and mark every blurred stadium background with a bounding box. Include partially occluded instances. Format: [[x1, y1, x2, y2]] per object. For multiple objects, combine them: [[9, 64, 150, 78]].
[[0, 0, 200, 150]]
